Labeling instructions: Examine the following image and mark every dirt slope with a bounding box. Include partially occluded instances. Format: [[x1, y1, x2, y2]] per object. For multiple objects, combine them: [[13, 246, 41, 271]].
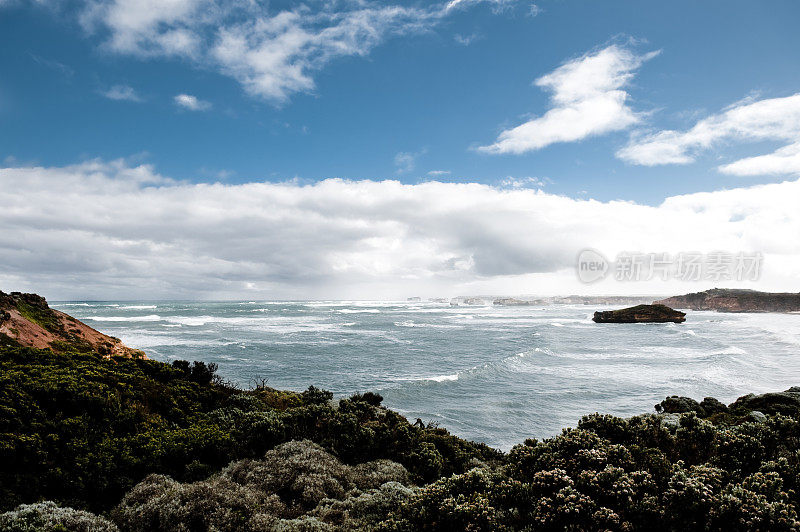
[[0, 291, 145, 358]]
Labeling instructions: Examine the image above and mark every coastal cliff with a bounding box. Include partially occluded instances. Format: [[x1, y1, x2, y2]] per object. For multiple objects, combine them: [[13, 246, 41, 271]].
[[0, 291, 144, 358], [655, 288, 800, 313]]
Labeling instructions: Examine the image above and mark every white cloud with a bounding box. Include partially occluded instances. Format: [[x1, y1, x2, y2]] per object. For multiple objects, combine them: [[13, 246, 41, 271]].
[[79, 1, 487, 104], [445, 0, 515, 13], [427, 170, 451, 177], [82, 0, 205, 57], [174, 93, 211, 111], [478, 44, 658, 155], [618, 93, 800, 176], [720, 142, 800, 177], [1, 159, 799, 299], [454, 33, 480, 46], [102, 84, 143, 102], [498, 176, 547, 188], [394, 150, 425, 174]]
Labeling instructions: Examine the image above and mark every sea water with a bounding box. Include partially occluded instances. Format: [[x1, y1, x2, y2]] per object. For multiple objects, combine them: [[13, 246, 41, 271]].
[[51, 300, 800, 450]]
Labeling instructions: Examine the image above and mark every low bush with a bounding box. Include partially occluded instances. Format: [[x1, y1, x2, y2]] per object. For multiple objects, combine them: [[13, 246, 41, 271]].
[[4, 342, 800, 530], [0, 345, 497, 514]]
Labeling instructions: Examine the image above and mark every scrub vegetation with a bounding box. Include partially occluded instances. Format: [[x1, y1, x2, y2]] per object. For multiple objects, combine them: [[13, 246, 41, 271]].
[[2, 343, 800, 531]]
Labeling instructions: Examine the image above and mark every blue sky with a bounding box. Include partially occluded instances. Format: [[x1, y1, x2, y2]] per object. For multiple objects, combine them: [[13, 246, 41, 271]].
[[2, 0, 799, 203], [1, 0, 799, 299]]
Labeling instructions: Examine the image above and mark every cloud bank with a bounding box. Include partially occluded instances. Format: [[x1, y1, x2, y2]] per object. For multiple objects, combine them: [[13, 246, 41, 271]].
[[1, 159, 798, 299], [479, 45, 658, 154], [618, 93, 800, 176]]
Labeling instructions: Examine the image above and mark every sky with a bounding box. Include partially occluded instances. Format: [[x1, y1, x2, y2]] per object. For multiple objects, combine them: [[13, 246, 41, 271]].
[[1, 0, 799, 299]]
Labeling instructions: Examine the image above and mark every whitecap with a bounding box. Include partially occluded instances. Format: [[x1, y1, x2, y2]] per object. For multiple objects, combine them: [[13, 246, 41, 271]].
[[85, 314, 161, 322], [427, 373, 459, 382], [165, 316, 215, 326], [394, 320, 460, 329]]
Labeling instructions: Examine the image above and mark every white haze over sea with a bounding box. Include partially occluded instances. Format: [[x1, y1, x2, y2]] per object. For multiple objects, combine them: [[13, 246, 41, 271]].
[[53, 300, 800, 450]]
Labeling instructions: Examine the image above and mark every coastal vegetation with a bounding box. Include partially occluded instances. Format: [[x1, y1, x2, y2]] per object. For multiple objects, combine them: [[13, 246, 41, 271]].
[[2, 293, 800, 530], [3, 342, 800, 530]]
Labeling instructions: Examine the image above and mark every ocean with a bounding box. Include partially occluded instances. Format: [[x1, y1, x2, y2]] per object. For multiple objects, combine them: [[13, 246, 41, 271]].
[[51, 300, 800, 451]]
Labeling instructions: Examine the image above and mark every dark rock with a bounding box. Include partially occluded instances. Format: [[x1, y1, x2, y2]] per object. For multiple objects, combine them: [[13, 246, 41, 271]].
[[593, 304, 686, 323], [659, 413, 682, 428]]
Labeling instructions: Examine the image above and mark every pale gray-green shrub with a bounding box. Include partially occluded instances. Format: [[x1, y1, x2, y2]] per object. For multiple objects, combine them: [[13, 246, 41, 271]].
[[0, 501, 118, 532]]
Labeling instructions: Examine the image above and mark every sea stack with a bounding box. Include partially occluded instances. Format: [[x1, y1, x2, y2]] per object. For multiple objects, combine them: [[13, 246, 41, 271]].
[[592, 304, 686, 323]]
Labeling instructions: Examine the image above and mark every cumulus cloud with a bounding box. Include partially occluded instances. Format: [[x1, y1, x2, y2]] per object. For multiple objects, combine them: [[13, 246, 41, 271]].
[[1, 159, 798, 299], [720, 142, 800, 176], [174, 93, 211, 111], [478, 44, 658, 155], [618, 93, 800, 176], [101, 84, 142, 102], [81, 0, 205, 57], [78, 0, 495, 103]]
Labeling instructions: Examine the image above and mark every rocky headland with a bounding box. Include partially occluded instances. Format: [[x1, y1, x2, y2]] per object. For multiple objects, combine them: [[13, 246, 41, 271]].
[[656, 288, 800, 313], [593, 303, 686, 323], [0, 291, 144, 358]]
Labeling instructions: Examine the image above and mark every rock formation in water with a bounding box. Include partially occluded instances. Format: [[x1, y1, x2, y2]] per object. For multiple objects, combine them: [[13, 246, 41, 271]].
[[592, 304, 686, 323], [655, 288, 800, 313], [0, 291, 145, 358]]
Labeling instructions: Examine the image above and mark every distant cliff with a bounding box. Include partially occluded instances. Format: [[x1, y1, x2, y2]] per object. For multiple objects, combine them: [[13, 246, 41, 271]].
[[0, 291, 145, 358], [655, 288, 800, 313]]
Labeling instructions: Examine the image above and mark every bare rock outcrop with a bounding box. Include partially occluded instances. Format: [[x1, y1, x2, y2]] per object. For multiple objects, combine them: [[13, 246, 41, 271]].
[[592, 304, 686, 323]]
